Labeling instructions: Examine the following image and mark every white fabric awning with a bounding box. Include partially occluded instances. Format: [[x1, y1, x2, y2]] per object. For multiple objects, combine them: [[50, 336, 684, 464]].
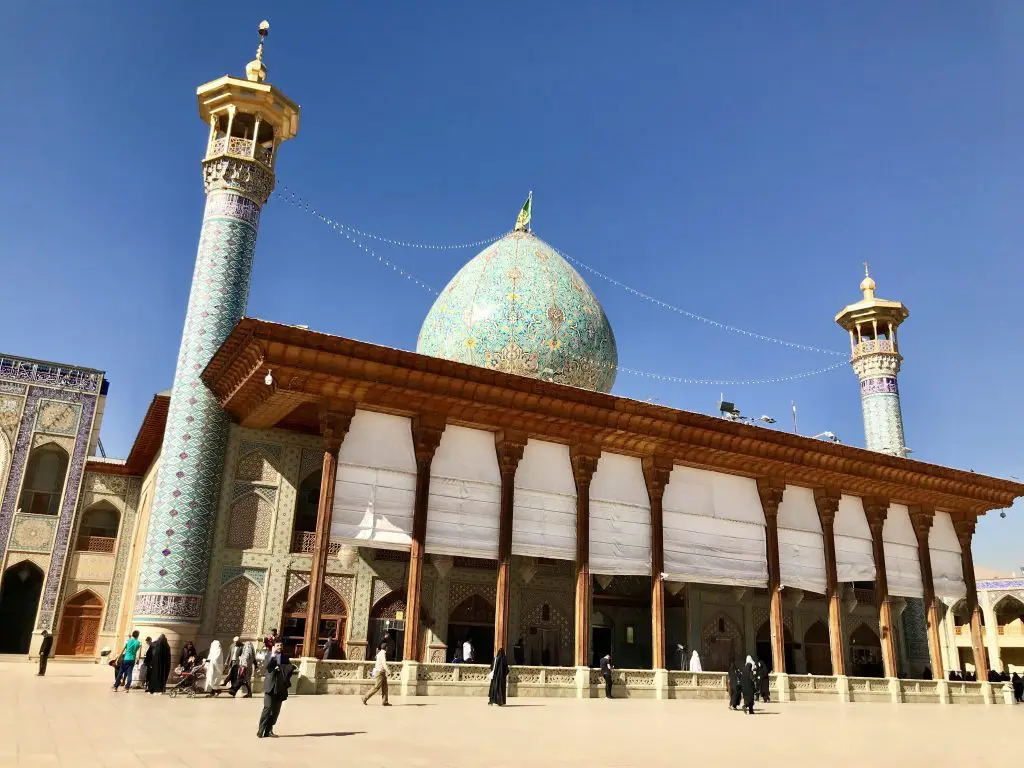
[[883, 503, 923, 598], [425, 425, 502, 559], [331, 410, 417, 550], [834, 495, 876, 583], [511, 440, 576, 561], [777, 486, 826, 594], [589, 453, 651, 576], [929, 511, 966, 599], [662, 467, 767, 587]]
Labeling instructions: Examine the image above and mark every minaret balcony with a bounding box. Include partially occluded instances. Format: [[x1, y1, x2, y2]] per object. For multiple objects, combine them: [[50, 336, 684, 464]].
[[205, 136, 274, 168], [853, 339, 895, 356]]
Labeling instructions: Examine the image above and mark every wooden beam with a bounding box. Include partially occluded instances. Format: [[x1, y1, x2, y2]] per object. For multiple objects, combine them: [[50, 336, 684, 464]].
[[757, 477, 787, 674], [814, 487, 846, 676], [571, 444, 600, 668], [494, 431, 526, 657]]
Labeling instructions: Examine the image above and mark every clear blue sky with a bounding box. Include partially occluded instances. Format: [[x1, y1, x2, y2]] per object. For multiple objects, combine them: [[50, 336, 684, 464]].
[[2, 3, 1022, 571]]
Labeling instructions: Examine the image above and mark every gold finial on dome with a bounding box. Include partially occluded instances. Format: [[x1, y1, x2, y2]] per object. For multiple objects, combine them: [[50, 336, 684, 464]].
[[860, 261, 876, 299], [245, 20, 271, 83]]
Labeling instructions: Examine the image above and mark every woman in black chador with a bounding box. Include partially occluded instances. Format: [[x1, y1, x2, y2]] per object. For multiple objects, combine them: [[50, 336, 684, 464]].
[[727, 660, 742, 710], [740, 656, 756, 714], [147, 635, 172, 694], [757, 659, 770, 703], [488, 648, 510, 706]]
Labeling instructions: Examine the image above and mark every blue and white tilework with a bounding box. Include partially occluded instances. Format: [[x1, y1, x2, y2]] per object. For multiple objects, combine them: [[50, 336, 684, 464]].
[[417, 231, 618, 393], [134, 191, 261, 624]]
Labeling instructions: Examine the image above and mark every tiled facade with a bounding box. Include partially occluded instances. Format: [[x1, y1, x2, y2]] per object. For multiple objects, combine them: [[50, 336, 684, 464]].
[[0, 357, 108, 655]]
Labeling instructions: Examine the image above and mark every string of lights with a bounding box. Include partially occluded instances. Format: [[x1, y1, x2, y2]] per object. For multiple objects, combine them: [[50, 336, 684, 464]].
[[278, 185, 506, 250], [275, 186, 849, 387]]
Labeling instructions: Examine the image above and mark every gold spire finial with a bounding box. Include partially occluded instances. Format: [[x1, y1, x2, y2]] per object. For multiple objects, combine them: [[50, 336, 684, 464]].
[[246, 20, 270, 83], [860, 261, 876, 300]]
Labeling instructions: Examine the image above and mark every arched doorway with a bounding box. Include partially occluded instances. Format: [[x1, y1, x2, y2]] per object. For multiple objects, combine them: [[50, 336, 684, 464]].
[[369, 591, 407, 663], [804, 620, 832, 675], [755, 620, 795, 673], [280, 585, 347, 659], [0, 561, 45, 653], [849, 623, 884, 677], [55, 590, 103, 656], [447, 594, 495, 666], [703, 613, 744, 671]]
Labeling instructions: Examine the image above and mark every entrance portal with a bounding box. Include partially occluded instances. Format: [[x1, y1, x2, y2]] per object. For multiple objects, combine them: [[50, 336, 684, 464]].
[[55, 590, 102, 656], [447, 594, 495, 666], [804, 620, 832, 675], [0, 561, 45, 653], [755, 620, 795, 673], [849, 622, 883, 677]]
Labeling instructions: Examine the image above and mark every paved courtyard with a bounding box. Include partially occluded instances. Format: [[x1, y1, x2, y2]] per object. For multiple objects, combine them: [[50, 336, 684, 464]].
[[3, 661, 1019, 767]]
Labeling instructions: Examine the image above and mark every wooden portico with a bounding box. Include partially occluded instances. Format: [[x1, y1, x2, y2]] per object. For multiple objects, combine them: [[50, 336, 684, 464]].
[[203, 318, 1024, 681]]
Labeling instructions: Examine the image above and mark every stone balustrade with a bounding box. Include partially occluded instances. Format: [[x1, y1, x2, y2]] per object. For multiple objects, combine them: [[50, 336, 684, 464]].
[[283, 660, 1005, 705]]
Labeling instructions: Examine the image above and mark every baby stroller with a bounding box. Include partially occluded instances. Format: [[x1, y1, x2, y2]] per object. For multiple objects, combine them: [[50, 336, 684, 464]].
[[167, 663, 206, 698]]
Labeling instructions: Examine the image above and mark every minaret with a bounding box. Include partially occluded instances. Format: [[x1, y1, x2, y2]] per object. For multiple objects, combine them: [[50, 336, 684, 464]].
[[835, 266, 910, 456], [133, 22, 299, 642]]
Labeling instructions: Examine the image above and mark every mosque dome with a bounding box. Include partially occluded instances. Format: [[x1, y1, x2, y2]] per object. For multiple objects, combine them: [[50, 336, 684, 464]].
[[416, 230, 618, 393]]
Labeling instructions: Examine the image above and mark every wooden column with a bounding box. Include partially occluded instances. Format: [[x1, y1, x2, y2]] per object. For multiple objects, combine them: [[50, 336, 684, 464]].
[[863, 498, 898, 678], [494, 431, 526, 657], [302, 406, 353, 658], [909, 506, 944, 680], [953, 517, 989, 680], [813, 488, 846, 676], [643, 455, 673, 670], [402, 414, 446, 663], [756, 477, 786, 673], [570, 445, 600, 668]]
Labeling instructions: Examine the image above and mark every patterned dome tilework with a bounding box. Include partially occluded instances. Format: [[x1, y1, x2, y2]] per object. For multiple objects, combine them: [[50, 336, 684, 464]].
[[417, 231, 617, 393]]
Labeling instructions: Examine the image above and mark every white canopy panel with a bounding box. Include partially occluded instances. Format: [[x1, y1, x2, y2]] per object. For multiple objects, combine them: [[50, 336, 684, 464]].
[[589, 452, 651, 575], [777, 486, 826, 594], [929, 511, 966, 599], [834, 495, 875, 582], [331, 409, 417, 550], [883, 504, 923, 598], [425, 425, 502, 558], [662, 466, 767, 587], [512, 440, 576, 561]]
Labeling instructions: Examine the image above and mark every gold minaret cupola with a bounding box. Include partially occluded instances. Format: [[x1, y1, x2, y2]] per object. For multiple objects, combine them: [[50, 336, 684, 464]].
[[835, 265, 911, 456]]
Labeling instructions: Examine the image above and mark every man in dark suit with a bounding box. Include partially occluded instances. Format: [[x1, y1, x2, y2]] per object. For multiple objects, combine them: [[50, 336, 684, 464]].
[[257, 643, 294, 738], [38, 631, 54, 676]]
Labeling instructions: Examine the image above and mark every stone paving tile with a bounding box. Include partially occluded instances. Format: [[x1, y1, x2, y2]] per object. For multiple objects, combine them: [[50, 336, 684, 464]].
[[3, 662, 1020, 767]]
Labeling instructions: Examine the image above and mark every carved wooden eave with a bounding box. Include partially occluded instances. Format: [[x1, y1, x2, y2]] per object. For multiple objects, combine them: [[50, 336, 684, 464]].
[[202, 318, 1024, 519], [85, 391, 170, 477]]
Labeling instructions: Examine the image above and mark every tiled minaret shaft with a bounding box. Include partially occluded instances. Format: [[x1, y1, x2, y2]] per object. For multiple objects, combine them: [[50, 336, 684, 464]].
[[133, 23, 299, 633], [835, 267, 910, 456]]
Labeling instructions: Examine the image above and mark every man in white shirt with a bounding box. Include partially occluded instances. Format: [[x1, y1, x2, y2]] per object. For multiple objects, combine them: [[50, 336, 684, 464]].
[[361, 641, 390, 706], [463, 638, 474, 663]]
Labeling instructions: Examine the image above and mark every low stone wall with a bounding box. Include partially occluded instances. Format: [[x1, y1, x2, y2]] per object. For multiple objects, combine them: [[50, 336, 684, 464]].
[[286, 661, 1007, 705], [667, 671, 727, 700], [788, 674, 840, 701]]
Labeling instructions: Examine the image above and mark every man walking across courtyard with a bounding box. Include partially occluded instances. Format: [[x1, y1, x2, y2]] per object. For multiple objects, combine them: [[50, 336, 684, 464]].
[[362, 641, 391, 706]]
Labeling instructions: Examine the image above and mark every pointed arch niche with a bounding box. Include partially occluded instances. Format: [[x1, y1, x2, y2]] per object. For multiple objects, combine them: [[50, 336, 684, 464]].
[[55, 590, 103, 656], [281, 585, 347, 659]]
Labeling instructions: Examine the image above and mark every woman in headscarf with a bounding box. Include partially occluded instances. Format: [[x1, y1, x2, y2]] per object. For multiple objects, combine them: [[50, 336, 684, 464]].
[[757, 659, 770, 703], [741, 656, 756, 714], [1012, 672, 1023, 703], [689, 650, 702, 673], [488, 648, 510, 706], [146, 635, 172, 694], [204, 639, 224, 693], [727, 659, 742, 710]]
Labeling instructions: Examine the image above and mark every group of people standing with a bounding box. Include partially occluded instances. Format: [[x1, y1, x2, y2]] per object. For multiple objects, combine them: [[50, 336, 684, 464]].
[[727, 656, 770, 714], [111, 631, 173, 693]]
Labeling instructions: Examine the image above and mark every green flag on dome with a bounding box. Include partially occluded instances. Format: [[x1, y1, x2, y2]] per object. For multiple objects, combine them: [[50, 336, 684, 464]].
[[514, 191, 532, 232]]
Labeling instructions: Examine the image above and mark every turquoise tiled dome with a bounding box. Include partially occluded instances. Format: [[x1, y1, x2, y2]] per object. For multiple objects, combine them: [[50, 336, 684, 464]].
[[416, 231, 618, 392]]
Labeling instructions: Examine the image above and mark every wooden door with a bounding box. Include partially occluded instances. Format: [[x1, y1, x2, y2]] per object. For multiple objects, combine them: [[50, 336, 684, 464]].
[[54, 592, 102, 656]]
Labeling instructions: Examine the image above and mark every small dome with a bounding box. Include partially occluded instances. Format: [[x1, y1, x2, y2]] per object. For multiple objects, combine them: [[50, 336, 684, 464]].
[[417, 231, 617, 392]]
